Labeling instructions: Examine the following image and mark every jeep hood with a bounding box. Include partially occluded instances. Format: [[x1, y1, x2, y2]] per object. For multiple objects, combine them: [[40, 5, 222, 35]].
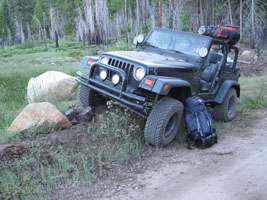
[[103, 51, 196, 69]]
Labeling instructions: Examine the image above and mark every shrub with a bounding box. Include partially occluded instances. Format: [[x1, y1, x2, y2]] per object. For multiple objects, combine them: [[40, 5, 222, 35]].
[[96, 101, 146, 164]]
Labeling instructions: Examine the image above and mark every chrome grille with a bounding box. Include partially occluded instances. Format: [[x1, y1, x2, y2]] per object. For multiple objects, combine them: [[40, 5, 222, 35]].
[[108, 58, 134, 76]]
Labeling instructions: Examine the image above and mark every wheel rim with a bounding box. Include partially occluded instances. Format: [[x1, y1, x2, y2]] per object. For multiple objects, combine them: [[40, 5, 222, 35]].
[[164, 112, 179, 138], [228, 96, 235, 117]]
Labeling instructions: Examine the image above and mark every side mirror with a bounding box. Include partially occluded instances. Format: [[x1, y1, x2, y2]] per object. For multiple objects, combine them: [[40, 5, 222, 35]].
[[133, 34, 144, 46]]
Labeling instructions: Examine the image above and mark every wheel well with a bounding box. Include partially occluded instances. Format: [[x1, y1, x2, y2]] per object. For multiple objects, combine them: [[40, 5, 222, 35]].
[[233, 85, 240, 98], [168, 87, 191, 103]]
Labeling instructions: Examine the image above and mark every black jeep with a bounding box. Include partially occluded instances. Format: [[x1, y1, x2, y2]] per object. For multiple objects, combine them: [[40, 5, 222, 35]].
[[76, 27, 240, 147]]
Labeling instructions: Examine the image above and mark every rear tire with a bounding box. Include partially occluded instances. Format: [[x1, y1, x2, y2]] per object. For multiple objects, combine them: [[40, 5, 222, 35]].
[[79, 85, 107, 107], [144, 97, 184, 147], [214, 88, 237, 122]]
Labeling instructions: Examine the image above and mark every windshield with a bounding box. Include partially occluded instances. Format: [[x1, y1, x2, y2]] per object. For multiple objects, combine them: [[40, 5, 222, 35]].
[[143, 29, 210, 57]]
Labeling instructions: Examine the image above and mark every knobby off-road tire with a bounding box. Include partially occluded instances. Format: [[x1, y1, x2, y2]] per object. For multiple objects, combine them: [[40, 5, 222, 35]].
[[214, 88, 237, 122], [144, 97, 184, 147], [79, 85, 107, 108]]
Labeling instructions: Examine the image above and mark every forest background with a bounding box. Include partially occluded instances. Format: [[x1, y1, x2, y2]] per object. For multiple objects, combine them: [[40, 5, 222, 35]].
[[0, 0, 266, 50]]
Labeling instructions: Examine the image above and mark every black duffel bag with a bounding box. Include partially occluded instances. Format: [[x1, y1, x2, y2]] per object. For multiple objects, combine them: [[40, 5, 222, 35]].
[[198, 25, 240, 45]]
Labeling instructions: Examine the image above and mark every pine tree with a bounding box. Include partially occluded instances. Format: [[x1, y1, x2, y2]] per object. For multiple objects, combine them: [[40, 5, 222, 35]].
[[1, 0, 12, 45], [63, 0, 77, 36], [31, 0, 43, 33]]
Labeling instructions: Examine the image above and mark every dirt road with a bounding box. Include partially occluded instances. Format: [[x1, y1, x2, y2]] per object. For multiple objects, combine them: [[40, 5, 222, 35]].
[[100, 109, 267, 200]]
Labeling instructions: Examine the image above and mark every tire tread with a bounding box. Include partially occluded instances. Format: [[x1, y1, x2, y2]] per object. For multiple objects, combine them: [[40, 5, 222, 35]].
[[144, 97, 183, 147]]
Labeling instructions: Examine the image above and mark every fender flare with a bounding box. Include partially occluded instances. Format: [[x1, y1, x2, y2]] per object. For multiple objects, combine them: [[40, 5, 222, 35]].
[[214, 80, 240, 104], [139, 75, 192, 96]]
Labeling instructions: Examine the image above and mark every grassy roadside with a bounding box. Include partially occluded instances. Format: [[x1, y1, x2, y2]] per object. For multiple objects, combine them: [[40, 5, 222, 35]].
[[0, 39, 135, 141], [0, 41, 266, 199], [0, 40, 143, 199], [239, 75, 267, 109], [0, 50, 81, 141]]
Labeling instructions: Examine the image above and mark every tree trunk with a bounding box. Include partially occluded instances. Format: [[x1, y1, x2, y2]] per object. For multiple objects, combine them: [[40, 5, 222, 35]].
[[196, 0, 204, 27], [240, 0, 243, 42], [43, 14, 48, 51], [199, 0, 204, 26], [196, 0, 200, 28], [169, 0, 174, 29], [211, 0, 215, 25], [158, 1, 162, 27], [43, 32, 47, 51], [136, 0, 140, 34], [251, 0, 255, 48], [136, 0, 139, 35], [55, 31, 59, 48], [26, 23, 33, 48], [1, 13, 4, 48], [88, 31, 91, 46], [125, 0, 128, 49], [110, 20, 113, 45], [228, 0, 233, 25]]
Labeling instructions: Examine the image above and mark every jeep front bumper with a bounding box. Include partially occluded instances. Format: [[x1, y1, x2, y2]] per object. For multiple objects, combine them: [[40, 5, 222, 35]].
[[76, 62, 147, 115]]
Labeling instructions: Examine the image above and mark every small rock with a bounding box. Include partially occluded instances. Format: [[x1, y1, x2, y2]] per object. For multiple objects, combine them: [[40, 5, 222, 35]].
[[255, 113, 265, 119], [105, 194, 113, 198], [0, 144, 29, 161], [241, 50, 254, 58], [65, 105, 94, 123], [76, 106, 94, 122], [87, 127, 92, 133], [64, 108, 76, 121], [7, 102, 71, 135]]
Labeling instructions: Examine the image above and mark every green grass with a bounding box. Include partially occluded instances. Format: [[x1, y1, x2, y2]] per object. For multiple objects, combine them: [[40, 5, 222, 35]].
[[0, 50, 80, 141], [0, 102, 147, 199], [0, 40, 143, 199], [0, 153, 96, 199], [0, 39, 135, 142], [238, 75, 267, 110]]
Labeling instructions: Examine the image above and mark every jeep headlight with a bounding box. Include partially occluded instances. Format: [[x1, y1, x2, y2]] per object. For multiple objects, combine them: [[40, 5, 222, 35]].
[[99, 56, 109, 65], [99, 69, 108, 80], [133, 66, 146, 81]]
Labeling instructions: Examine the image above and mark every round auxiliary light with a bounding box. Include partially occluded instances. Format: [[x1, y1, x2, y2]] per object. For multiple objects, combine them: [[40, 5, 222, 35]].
[[198, 26, 207, 35], [198, 47, 208, 58], [133, 66, 146, 81], [112, 74, 120, 85], [99, 56, 109, 65], [99, 70, 108, 80]]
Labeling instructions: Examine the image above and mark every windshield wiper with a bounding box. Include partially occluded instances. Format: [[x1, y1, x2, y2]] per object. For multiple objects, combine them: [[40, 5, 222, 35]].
[[169, 49, 185, 54], [142, 42, 159, 49], [169, 49, 189, 62]]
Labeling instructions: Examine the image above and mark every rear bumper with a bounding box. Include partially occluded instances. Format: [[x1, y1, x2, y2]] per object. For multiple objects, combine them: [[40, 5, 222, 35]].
[[76, 62, 147, 114]]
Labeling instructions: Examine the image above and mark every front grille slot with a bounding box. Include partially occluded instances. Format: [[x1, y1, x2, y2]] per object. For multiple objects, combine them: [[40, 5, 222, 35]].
[[108, 58, 134, 76]]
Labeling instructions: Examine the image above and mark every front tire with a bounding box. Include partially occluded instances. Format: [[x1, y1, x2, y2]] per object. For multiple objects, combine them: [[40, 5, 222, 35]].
[[144, 97, 184, 147], [79, 85, 107, 107], [214, 88, 237, 122]]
